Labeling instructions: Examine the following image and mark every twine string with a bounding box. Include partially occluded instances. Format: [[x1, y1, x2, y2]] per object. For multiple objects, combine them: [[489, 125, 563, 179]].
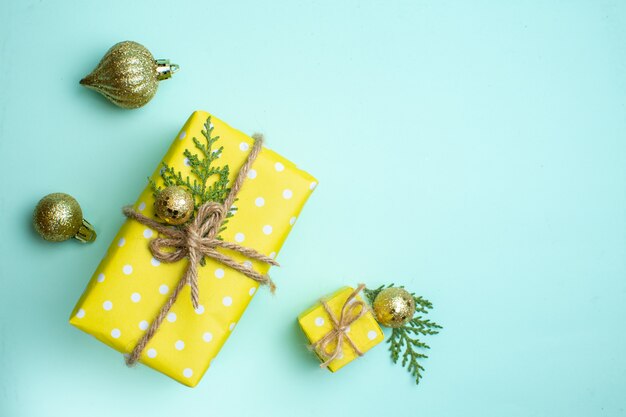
[[123, 136, 278, 366], [310, 284, 369, 368]]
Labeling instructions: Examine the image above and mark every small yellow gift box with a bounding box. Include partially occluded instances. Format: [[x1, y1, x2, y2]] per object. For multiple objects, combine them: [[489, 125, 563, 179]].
[[70, 110, 317, 387], [298, 286, 384, 372]]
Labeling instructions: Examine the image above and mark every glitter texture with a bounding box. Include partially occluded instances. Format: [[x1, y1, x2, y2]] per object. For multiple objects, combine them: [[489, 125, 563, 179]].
[[80, 41, 161, 109], [154, 186, 195, 225], [372, 287, 416, 328], [33, 193, 84, 242]]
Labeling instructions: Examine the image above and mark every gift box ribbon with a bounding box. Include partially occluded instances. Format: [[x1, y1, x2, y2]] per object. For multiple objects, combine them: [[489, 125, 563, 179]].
[[122, 136, 279, 365], [311, 283, 370, 367]]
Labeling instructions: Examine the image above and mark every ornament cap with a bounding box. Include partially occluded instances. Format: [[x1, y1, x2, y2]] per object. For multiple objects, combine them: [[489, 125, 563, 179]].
[[155, 59, 179, 81], [75, 219, 97, 243]]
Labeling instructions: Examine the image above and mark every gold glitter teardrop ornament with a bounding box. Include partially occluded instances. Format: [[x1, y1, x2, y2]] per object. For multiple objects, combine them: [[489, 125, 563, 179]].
[[33, 193, 97, 243], [154, 186, 195, 225], [80, 41, 179, 109], [373, 287, 416, 328]]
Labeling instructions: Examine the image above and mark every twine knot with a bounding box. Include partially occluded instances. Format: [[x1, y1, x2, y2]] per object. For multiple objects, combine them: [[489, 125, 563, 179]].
[[123, 136, 278, 366], [311, 284, 369, 368], [184, 227, 202, 252]]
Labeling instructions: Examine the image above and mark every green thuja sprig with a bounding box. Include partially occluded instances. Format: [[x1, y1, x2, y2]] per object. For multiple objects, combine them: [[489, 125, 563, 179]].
[[150, 116, 236, 233], [364, 284, 442, 385]]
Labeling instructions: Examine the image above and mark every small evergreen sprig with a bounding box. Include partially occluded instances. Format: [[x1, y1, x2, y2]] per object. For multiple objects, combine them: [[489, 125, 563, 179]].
[[150, 116, 235, 233], [364, 284, 442, 385]]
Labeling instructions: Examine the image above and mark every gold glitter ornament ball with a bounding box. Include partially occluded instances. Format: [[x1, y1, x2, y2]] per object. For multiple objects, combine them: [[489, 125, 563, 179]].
[[33, 193, 97, 243], [80, 41, 179, 109], [373, 287, 416, 328], [154, 186, 195, 225]]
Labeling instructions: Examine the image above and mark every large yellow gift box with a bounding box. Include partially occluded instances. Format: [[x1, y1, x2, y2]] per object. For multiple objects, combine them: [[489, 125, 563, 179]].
[[70, 110, 317, 387], [298, 287, 384, 372]]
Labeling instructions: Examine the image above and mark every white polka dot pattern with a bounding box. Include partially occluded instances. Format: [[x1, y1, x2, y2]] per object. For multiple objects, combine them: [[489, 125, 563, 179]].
[[69, 111, 318, 387], [297, 287, 384, 373]]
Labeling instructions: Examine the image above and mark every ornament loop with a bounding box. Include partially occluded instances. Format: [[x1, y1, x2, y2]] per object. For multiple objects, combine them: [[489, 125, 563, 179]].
[[156, 59, 179, 80]]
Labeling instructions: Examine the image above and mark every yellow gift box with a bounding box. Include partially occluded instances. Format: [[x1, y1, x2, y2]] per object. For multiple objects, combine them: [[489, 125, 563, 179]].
[[70, 110, 317, 387], [298, 287, 384, 372]]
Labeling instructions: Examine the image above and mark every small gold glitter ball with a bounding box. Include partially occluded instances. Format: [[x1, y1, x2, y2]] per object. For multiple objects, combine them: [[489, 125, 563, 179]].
[[80, 41, 178, 109], [154, 186, 194, 225], [373, 287, 416, 328], [33, 193, 96, 243]]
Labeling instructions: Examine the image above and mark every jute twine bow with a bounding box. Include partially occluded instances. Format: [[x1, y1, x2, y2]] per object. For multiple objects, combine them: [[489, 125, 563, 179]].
[[311, 284, 369, 368], [122, 135, 279, 366]]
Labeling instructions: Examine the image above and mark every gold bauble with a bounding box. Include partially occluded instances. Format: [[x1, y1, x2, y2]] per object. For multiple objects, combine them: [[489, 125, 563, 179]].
[[33, 193, 96, 243], [80, 41, 179, 109], [373, 287, 416, 328], [154, 186, 194, 225]]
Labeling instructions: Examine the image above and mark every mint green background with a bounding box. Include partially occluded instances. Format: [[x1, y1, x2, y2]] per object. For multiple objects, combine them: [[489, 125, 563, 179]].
[[1, 1, 625, 416]]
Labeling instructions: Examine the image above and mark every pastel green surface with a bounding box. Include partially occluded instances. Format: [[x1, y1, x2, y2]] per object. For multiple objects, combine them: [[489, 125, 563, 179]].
[[1, 1, 625, 416]]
